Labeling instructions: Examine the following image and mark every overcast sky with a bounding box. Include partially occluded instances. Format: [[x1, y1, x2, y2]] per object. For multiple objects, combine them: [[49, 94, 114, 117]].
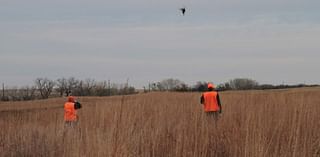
[[1, 0, 319, 88]]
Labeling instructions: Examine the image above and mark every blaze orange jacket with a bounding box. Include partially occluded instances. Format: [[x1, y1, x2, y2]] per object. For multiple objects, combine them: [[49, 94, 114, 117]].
[[201, 91, 221, 112], [64, 96, 78, 121], [64, 102, 77, 121]]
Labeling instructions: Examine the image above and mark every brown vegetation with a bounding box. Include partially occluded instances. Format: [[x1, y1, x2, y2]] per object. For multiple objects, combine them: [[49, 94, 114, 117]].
[[1, 88, 320, 157]]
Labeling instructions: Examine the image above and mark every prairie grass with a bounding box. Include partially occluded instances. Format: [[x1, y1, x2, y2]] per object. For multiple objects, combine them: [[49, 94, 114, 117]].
[[1, 88, 320, 157]]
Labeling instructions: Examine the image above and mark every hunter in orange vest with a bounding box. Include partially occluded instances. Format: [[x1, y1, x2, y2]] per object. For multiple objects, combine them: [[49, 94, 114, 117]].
[[64, 96, 82, 124], [200, 83, 222, 120]]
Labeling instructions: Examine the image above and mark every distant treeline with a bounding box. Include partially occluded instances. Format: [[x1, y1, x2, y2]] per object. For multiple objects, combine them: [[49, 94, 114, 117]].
[[1, 77, 135, 101], [145, 78, 319, 92], [1, 77, 318, 101]]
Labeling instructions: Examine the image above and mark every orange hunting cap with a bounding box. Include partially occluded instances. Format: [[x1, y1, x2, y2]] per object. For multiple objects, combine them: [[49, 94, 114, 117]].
[[207, 83, 215, 89], [67, 96, 75, 102]]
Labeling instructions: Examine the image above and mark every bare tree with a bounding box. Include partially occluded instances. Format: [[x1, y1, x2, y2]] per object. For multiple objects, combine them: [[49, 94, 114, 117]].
[[56, 78, 67, 97], [192, 81, 208, 92], [95, 81, 108, 96], [0, 83, 8, 101], [174, 83, 190, 92], [229, 78, 258, 90], [35, 78, 55, 99], [18, 86, 37, 100], [7, 87, 19, 101], [66, 77, 79, 96], [216, 82, 232, 91], [74, 80, 85, 96], [156, 82, 165, 91], [72, 79, 94, 96], [83, 78, 96, 96], [157, 78, 184, 91]]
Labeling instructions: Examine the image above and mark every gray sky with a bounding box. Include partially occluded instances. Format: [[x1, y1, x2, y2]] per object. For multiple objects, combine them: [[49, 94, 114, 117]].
[[1, 0, 320, 88]]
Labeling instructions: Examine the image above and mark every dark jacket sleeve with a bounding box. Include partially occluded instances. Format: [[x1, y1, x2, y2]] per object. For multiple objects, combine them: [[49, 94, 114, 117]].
[[200, 94, 204, 104], [217, 93, 222, 113], [74, 102, 82, 110]]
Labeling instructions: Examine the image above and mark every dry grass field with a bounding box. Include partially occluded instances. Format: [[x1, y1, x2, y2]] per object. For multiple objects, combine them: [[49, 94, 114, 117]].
[[1, 88, 320, 157]]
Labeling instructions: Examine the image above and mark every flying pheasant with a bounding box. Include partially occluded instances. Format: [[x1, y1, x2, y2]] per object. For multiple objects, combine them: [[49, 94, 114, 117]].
[[180, 7, 186, 16]]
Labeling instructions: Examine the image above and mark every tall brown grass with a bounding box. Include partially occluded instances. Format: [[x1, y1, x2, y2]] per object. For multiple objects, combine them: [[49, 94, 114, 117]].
[[1, 88, 320, 157]]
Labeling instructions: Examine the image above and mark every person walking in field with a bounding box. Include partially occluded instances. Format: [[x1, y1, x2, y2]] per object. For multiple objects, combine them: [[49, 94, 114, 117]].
[[200, 83, 222, 121], [64, 96, 82, 127]]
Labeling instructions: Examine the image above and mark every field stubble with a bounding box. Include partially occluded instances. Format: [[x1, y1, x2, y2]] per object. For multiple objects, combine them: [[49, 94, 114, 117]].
[[0, 88, 320, 157]]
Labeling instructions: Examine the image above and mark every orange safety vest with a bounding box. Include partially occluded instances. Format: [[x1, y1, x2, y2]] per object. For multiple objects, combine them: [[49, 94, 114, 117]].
[[64, 102, 77, 121], [203, 91, 220, 112]]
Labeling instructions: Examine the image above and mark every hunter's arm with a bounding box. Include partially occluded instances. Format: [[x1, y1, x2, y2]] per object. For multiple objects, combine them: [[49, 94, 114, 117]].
[[217, 93, 222, 113], [200, 94, 204, 104]]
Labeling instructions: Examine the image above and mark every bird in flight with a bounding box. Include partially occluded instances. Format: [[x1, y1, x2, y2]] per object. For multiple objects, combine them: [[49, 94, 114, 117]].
[[180, 7, 186, 16]]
